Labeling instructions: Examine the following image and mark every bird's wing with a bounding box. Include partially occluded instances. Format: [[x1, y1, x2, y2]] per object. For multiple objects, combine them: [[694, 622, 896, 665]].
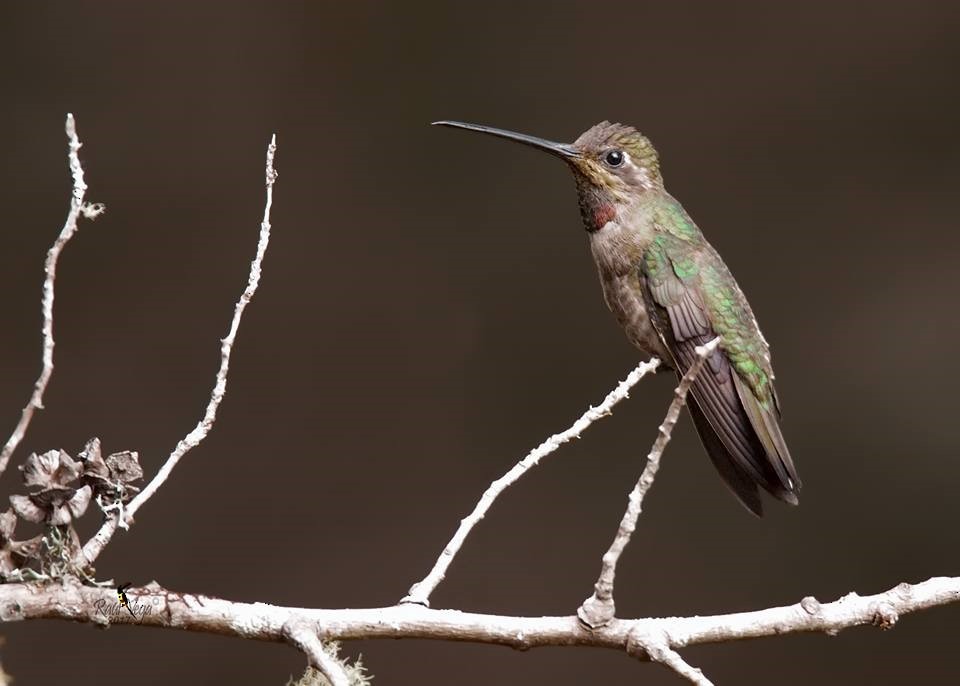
[[640, 234, 800, 511]]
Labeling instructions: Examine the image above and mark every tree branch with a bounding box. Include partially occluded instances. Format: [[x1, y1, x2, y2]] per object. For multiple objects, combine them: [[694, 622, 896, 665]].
[[6, 120, 958, 685], [81, 134, 278, 566], [401, 358, 661, 606], [579, 338, 720, 630], [629, 629, 713, 685], [0, 576, 956, 664], [0, 114, 104, 479], [284, 621, 351, 686]]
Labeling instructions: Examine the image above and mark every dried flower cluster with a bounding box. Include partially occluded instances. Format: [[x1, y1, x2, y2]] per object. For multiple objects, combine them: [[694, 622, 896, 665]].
[[0, 439, 141, 580]]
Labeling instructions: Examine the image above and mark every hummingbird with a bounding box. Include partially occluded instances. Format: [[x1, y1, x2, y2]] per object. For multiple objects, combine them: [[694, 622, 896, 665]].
[[435, 120, 800, 515]]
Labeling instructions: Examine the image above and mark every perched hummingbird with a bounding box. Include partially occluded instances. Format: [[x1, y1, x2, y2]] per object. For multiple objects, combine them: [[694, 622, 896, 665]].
[[435, 120, 800, 515]]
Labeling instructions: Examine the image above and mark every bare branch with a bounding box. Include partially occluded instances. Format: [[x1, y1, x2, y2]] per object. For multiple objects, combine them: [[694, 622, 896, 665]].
[[285, 621, 351, 686], [630, 629, 713, 685], [8, 121, 956, 685], [579, 338, 720, 630], [81, 134, 279, 566], [0, 114, 104, 479], [1, 576, 957, 671], [401, 358, 661, 606]]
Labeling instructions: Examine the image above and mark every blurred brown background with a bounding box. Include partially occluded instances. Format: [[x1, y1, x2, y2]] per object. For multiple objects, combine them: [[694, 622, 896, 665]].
[[1, 2, 958, 684]]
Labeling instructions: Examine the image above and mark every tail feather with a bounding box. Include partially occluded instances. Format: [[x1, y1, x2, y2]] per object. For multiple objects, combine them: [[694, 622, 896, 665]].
[[732, 372, 801, 497], [687, 395, 764, 516], [682, 366, 800, 514]]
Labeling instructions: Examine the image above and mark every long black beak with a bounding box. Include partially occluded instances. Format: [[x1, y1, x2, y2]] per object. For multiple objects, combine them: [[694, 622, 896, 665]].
[[433, 121, 580, 160]]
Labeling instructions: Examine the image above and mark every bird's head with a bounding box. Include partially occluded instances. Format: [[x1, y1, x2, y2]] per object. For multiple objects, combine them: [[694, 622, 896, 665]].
[[433, 120, 662, 232]]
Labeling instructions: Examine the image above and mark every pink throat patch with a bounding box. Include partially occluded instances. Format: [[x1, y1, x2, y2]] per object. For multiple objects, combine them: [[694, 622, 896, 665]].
[[592, 203, 616, 230]]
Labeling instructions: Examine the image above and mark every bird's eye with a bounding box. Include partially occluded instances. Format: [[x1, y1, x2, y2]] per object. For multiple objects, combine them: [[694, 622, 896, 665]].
[[604, 150, 625, 167]]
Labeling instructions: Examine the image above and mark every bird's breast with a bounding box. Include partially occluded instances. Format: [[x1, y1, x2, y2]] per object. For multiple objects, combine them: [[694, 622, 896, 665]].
[[597, 270, 668, 360], [587, 216, 668, 360]]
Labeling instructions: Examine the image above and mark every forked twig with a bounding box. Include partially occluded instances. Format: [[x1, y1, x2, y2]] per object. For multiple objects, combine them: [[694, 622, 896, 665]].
[[579, 338, 720, 630], [401, 358, 661, 606]]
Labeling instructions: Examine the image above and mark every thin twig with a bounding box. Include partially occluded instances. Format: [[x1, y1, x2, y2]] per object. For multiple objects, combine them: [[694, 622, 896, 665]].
[[285, 622, 351, 686], [81, 134, 278, 566], [401, 358, 661, 606], [0, 114, 103, 478], [630, 630, 713, 685], [0, 576, 956, 664], [578, 338, 720, 630]]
